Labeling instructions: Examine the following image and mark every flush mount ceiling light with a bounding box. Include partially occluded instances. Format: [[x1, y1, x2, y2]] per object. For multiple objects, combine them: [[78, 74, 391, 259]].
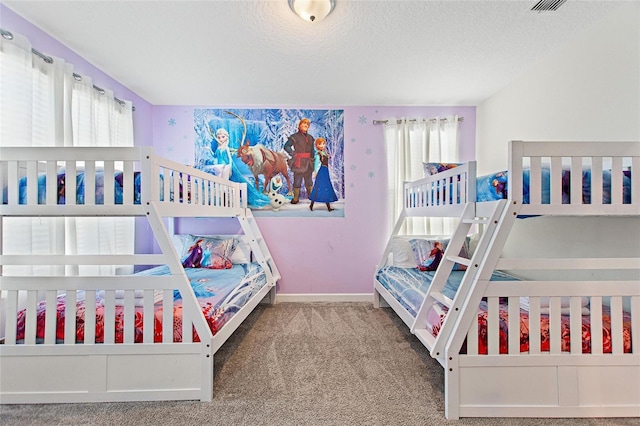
[[289, 0, 336, 22]]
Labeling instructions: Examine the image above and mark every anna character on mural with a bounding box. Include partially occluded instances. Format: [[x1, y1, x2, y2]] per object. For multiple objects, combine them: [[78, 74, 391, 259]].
[[309, 137, 338, 212]]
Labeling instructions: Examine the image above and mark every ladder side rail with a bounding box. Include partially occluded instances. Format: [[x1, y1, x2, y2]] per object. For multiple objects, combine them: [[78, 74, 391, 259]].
[[412, 203, 475, 333], [239, 211, 280, 284], [376, 210, 408, 270], [443, 200, 520, 359], [428, 200, 508, 358]]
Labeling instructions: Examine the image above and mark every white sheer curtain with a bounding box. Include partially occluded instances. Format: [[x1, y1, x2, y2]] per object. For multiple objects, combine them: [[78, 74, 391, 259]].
[[0, 29, 134, 276], [384, 116, 460, 237]]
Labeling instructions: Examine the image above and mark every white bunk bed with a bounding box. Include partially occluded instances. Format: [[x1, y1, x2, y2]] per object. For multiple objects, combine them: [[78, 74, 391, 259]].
[[374, 140, 640, 419], [0, 146, 280, 404]]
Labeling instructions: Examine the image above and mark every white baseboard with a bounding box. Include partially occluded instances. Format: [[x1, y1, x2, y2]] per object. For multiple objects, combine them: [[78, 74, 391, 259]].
[[275, 293, 373, 303]]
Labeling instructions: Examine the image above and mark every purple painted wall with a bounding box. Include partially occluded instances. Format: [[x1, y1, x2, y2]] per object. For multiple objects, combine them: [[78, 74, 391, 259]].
[[2, 4, 476, 295], [153, 106, 475, 295]]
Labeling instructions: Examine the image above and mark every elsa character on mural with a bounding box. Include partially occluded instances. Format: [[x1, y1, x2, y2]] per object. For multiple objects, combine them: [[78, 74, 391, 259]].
[[209, 128, 233, 179], [201, 126, 270, 208]]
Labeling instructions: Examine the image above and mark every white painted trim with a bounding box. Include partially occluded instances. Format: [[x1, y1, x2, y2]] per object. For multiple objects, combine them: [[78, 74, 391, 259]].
[[276, 293, 373, 303]]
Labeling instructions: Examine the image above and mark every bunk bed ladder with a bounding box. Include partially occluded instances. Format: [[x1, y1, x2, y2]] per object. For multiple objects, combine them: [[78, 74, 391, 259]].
[[413, 200, 509, 361], [239, 210, 281, 286]]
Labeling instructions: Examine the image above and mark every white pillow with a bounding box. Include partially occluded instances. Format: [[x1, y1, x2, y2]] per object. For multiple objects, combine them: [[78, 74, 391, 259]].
[[230, 238, 252, 264], [390, 237, 417, 268], [171, 234, 190, 256]]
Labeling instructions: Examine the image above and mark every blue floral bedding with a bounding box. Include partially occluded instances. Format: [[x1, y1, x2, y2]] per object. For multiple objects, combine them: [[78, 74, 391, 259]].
[[376, 266, 516, 318]]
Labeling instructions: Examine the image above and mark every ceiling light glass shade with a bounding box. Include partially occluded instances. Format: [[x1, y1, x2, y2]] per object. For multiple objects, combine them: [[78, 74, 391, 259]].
[[289, 0, 335, 22]]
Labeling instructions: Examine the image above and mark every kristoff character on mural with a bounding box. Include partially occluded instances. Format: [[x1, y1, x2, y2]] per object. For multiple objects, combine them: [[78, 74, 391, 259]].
[[284, 118, 315, 204]]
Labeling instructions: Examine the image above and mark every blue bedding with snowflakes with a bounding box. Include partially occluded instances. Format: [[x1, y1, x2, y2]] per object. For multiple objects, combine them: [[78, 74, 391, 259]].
[[476, 167, 632, 204], [137, 262, 267, 310], [376, 266, 516, 318], [135, 262, 268, 334]]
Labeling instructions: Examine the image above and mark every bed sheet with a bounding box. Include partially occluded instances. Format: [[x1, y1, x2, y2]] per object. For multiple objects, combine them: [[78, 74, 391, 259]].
[[375, 266, 515, 318], [426, 299, 633, 354], [14, 263, 267, 343], [476, 167, 632, 204]]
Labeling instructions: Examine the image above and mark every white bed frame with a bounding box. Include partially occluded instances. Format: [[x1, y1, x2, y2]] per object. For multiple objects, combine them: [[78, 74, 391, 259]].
[[374, 140, 640, 419], [0, 146, 280, 404]]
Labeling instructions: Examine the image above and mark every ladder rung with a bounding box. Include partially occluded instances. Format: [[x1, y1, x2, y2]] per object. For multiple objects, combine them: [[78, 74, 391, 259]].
[[462, 218, 490, 224], [429, 292, 453, 309], [447, 255, 470, 266]]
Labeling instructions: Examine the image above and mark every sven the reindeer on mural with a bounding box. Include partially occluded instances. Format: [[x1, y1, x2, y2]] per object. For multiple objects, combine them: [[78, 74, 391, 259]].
[[231, 111, 293, 196]]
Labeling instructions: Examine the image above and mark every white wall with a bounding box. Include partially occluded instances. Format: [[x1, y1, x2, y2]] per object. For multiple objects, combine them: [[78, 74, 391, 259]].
[[477, 2, 639, 174], [476, 2, 640, 276]]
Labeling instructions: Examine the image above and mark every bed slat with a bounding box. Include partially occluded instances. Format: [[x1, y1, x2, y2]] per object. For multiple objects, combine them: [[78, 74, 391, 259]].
[[590, 296, 604, 355], [85, 161, 96, 205], [85, 290, 97, 344], [609, 296, 624, 355], [66, 161, 77, 206], [143, 289, 155, 343], [64, 290, 77, 344], [591, 158, 603, 205], [569, 296, 583, 355], [487, 297, 499, 355], [24, 290, 38, 344], [528, 297, 541, 354], [570, 157, 582, 205], [124, 290, 136, 343], [44, 290, 57, 344], [508, 296, 520, 354], [549, 297, 561, 354], [530, 157, 542, 205]]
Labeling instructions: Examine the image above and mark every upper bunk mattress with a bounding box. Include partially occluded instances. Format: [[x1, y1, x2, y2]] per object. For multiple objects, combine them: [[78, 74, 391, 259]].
[[475, 167, 632, 204]]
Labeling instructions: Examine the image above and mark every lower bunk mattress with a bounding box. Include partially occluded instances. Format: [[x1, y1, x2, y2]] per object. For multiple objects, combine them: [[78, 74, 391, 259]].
[[375, 266, 515, 318], [376, 266, 633, 355], [427, 299, 633, 355], [12, 263, 267, 344]]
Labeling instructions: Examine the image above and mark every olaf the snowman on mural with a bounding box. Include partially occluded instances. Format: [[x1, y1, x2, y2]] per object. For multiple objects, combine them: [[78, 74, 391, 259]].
[[268, 176, 287, 211]]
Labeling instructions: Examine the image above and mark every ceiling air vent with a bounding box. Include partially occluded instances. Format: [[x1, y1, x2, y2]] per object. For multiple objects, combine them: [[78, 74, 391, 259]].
[[531, 0, 567, 12]]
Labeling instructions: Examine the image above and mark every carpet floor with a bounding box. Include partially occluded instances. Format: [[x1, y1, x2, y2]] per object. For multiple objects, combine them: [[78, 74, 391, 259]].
[[1, 302, 637, 425]]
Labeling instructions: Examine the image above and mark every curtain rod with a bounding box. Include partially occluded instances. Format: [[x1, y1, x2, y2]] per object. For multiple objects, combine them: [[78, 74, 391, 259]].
[[373, 117, 464, 125], [1, 28, 135, 112]]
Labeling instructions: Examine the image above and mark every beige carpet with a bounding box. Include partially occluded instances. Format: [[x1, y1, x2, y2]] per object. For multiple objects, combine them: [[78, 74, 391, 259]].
[[0, 302, 637, 425]]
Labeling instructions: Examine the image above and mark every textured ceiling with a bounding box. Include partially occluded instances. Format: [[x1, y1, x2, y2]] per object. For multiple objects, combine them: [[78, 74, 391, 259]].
[[1, 0, 627, 106]]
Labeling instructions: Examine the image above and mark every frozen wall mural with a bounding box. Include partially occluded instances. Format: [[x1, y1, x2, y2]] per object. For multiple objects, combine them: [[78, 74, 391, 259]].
[[194, 108, 345, 217]]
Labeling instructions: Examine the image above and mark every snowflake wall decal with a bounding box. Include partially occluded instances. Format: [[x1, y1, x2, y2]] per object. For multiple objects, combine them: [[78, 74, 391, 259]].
[[350, 164, 357, 171], [358, 116, 367, 124], [168, 118, 176, 127], [368, 171, 375, 178], [365, 148, 372, 155]]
